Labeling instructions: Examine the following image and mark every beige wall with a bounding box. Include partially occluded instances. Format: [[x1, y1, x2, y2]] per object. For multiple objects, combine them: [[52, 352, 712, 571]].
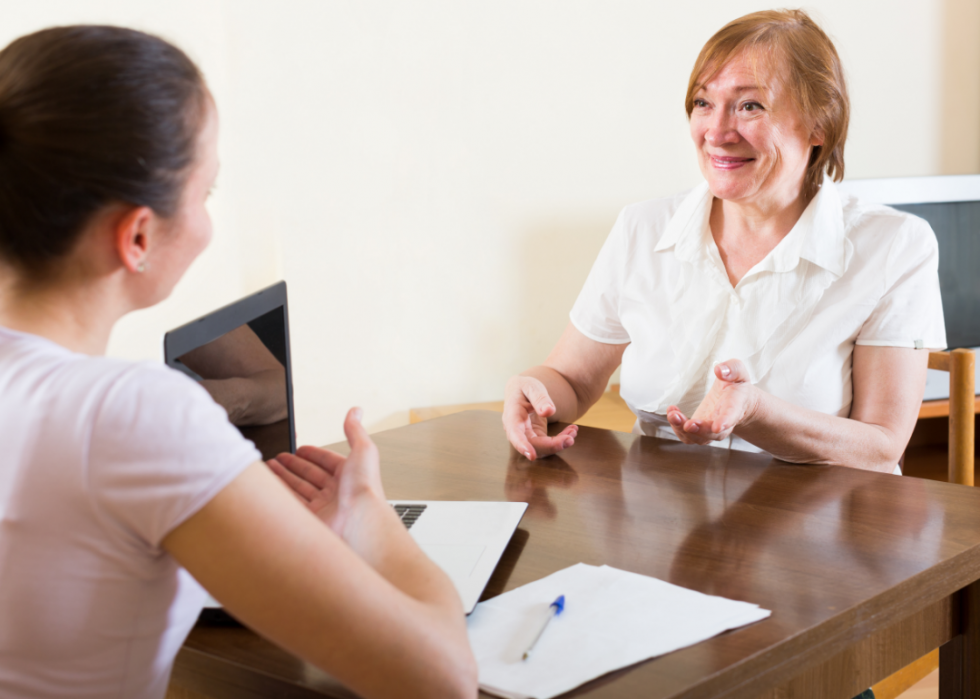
[[3, 1, 978, 445], [940, 0, 980, 173]]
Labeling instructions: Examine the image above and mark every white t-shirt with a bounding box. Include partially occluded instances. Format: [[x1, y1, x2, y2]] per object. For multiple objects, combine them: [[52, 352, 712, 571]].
[[570, 179, 947, 452], [0, 327, 260, 699]]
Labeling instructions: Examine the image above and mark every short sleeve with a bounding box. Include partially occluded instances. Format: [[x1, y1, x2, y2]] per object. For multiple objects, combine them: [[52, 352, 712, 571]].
[[87, 364, 261, 549], [856, 215, 947, 349], [569, 210, 633, 344]]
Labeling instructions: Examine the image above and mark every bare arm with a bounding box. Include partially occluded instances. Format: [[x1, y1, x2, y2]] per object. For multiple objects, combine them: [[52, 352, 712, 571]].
[[666, 346, 929, 472], [162, 410, 476, 699], [503, 323, 628, 460]]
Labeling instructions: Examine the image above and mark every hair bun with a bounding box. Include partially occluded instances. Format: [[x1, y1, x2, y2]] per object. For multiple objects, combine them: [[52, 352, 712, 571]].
[[0, 25, 206, 275]]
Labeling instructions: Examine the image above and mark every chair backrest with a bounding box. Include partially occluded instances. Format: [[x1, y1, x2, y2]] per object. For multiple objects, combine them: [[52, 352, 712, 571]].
[[928, 349, 975, 485]]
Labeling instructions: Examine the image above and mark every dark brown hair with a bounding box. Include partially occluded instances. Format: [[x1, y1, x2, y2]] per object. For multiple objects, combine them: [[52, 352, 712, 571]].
[[0, 25, 207, 274], [685, 9, 849, 201]]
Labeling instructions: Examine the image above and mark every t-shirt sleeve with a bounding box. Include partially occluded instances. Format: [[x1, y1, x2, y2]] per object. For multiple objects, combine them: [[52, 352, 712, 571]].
[[569, 210, 633, 344], [87, 364, 261, 549], [856, 214, 947, 349]]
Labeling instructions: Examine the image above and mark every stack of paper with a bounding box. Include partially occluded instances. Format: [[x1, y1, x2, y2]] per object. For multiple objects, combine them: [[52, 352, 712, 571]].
[[467, 563, 770, 699]]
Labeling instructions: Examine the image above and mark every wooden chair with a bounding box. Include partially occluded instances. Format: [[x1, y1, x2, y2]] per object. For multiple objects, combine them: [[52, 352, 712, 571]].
[[928, 348, 976, 486], [872, 348, 975, 699]]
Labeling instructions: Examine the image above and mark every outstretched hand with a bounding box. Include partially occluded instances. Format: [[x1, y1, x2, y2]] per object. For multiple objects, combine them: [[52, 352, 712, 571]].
[[666, 359, 758, 445], [502, 376, 578, 461], [267, 407, 383, 538]]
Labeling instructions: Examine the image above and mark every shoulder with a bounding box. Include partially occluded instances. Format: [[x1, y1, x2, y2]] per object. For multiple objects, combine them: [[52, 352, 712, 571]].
[[835, 191, 941, 297], [839, 191, 938, 256], [617, 190, 690, 231], [91, 360, 231, 448], [99, 359, 210, 411], [610, 189, 696, 252], [0, 330, 203, 422], [86, 359, 258, 547]]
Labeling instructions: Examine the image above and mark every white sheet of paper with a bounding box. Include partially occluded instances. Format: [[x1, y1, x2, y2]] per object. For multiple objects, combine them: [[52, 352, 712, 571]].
[[467, 563, 771, 699]]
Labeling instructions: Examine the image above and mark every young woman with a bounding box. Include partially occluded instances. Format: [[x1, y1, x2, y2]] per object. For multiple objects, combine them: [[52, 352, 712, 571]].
[[0, 26, 476, 699]]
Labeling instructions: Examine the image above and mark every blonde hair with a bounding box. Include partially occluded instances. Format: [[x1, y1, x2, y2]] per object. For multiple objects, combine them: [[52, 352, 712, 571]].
[[685, 9, 849, 201]]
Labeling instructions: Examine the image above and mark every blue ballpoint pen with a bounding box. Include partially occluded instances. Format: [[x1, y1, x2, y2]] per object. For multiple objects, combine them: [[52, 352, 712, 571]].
[[522, 595, 565, 661]]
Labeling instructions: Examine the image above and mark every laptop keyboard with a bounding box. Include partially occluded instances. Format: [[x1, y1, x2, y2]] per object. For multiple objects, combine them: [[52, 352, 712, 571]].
[[392, 503, 427, 530]]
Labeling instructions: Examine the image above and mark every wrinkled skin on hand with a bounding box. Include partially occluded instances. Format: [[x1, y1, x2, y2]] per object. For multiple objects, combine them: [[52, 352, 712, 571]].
[[503, 375, 578, 461], [666, 359, 757, 445]]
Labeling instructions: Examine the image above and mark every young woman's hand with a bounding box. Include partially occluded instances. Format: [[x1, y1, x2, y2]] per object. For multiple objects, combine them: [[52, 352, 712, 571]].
[[166, 407, 478, 698], [267, 407, 383, 540]]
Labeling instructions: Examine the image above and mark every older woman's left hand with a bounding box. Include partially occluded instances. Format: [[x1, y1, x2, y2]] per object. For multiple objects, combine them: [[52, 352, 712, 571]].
[[667, 359, 759, 445]]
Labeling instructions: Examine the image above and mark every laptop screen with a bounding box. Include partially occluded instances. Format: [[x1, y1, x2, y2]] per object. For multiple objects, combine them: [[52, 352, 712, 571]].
[[164, 282, 296, 461]]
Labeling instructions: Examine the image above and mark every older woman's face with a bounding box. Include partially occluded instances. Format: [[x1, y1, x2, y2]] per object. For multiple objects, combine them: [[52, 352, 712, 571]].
[[689, 52, 822, 208]]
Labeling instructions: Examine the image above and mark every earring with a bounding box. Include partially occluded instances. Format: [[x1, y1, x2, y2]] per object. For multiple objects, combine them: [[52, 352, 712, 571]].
[[137, 261, 146, 273]]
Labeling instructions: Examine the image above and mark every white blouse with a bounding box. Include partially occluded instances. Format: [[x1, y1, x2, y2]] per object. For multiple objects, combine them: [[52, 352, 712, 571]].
[[570, 179, 946, 452]]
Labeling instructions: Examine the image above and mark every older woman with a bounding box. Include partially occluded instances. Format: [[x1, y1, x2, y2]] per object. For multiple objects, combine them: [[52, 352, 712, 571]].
[[503, 10, 944, 473], [0, 26, 474, 699]]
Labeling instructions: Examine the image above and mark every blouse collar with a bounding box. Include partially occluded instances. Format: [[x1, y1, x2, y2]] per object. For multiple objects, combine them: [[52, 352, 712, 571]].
[[653, 176, 847, 279]]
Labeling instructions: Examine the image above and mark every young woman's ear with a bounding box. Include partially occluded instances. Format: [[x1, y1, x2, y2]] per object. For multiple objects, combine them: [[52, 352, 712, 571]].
[[113, 206, 155, 273]]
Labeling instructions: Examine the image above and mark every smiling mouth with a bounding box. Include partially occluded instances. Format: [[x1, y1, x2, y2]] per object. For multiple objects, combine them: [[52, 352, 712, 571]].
[[709, 155, 754, 170]]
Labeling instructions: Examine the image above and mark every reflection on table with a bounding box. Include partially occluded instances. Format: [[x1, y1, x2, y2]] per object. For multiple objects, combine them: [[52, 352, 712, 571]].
[[172, 411, 980, 699]]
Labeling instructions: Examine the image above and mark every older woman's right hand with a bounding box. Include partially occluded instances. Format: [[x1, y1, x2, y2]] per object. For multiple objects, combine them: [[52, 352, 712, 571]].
[[503, 376, 578, 461]]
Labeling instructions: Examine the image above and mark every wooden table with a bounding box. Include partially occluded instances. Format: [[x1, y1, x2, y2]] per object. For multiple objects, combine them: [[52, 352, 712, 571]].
[[172, 411, 980, 698]]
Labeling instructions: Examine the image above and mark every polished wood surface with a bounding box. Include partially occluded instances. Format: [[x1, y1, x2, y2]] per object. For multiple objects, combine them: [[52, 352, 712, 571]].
[[876, 350, 977, 699], [172, 411, 980, 699]]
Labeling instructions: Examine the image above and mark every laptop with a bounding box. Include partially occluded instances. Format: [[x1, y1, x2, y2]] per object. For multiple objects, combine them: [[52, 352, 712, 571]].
[[163, 281, 527, 614]]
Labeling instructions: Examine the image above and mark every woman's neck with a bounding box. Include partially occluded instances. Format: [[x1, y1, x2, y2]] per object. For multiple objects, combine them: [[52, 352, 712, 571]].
[[709, 191, 812, 287], [0, 266, 126, 355], [715, 188, 810, 241]]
